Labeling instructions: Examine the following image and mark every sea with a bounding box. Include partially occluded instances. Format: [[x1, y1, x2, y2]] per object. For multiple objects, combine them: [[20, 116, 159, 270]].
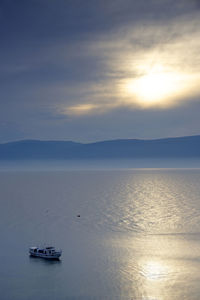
[[1, 160, 200, 299]]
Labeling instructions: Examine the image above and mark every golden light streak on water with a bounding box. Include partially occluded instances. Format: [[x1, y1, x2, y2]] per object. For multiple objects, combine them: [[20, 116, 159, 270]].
[[141, 260, 169, 281]]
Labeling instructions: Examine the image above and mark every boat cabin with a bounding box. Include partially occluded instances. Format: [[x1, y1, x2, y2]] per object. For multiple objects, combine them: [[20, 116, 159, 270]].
[[29, 246, 62, 259]]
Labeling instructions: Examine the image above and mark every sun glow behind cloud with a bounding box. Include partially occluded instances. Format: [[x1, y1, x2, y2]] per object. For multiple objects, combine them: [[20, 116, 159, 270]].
[[121, 63, 200, 108], [61, 16, 200, 116], [126, 71, 179, 106]]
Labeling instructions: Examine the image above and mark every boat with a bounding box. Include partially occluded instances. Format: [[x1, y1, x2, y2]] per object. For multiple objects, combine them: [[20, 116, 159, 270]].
[[29, 246, 62, 259]]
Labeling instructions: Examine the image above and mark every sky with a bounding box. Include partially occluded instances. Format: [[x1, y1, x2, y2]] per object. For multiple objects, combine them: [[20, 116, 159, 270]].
[[1, 0, 200, 143]]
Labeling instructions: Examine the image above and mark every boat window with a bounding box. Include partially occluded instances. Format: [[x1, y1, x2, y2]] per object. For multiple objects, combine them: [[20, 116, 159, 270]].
[[34, 249, 37, 253], [38, 250, 43, 253]]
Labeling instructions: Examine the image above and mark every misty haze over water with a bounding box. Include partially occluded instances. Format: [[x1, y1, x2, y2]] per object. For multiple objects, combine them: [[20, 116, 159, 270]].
[[1, 158, 200, 171]]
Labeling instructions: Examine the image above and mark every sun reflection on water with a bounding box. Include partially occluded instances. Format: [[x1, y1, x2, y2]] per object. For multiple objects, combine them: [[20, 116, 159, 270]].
[[105, 171, 200, 300], [141, 260, 169, 281]]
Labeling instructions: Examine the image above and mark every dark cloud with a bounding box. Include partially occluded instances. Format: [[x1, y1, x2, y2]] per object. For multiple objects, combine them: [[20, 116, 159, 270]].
[[0, 0, 197, 44]]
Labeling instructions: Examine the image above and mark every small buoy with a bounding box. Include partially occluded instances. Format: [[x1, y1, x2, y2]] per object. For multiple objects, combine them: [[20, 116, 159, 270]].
[[77, 215, 80, 218]]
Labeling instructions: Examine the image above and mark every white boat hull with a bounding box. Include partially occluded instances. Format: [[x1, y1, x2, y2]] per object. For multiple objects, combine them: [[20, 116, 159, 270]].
[[29, 247, 62, 259]]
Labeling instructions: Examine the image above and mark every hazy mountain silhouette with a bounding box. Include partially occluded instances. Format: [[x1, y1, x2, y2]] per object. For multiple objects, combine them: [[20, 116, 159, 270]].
[[0, 136, 200, 160]]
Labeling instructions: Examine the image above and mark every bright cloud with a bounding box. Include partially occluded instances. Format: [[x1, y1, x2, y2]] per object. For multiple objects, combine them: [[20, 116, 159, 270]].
[[61, 15, 200, 115]]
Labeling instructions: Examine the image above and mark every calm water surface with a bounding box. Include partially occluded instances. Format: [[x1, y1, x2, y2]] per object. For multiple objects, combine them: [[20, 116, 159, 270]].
[[0, 168, 200, 299]]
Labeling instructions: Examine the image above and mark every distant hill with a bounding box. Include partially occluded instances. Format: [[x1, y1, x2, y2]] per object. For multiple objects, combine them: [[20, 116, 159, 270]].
[[0, 136, 200, 160]]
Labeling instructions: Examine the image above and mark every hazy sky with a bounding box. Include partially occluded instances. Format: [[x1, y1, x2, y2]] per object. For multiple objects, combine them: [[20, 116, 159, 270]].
[[1, 0, 200, 142]]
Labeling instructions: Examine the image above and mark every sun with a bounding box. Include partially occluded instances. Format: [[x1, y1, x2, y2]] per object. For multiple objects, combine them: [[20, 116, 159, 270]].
[[127, 73, 177, 105], [124, 64, 185, 107]]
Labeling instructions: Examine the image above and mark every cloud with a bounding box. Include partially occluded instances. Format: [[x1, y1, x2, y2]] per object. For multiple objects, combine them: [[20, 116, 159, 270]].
[[50, 14, 199, 117], [1, 0, 200, 142], [2, 2, 200, 115]]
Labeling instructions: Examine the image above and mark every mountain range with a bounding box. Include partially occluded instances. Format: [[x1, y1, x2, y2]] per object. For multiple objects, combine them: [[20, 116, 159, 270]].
[[0, 135, 200, 160]]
